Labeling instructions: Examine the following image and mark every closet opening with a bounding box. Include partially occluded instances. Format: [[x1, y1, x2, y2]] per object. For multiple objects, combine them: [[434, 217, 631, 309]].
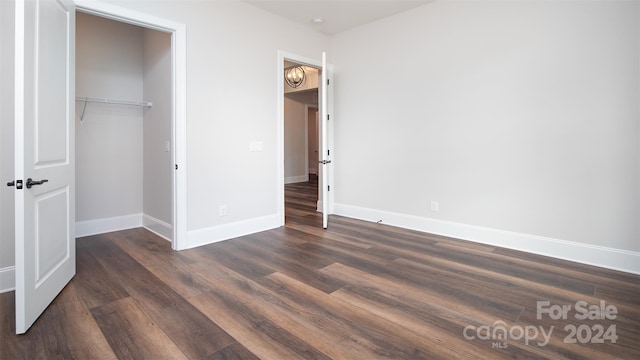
[[74, 7, 185, 249]]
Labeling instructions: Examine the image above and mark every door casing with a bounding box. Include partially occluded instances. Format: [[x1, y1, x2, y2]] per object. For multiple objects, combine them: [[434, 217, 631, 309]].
[[277, 51, 334, 226]]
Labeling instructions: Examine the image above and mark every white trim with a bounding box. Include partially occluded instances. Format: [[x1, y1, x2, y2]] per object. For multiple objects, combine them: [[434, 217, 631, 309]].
[[0, 266, 15, 294], [334, 203, 640, 275], [74, 0, 188, 251], [75, 213, 173, 241], [143, 214, 172, 242], [187, 214, 281, 249], [75, 213, 142, 238], [285, 175, 309, 184]]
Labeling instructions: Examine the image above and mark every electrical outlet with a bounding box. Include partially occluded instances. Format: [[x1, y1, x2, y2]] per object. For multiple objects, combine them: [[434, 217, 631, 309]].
[[249, 141, 263, 152], [219, 205, 228, 216], [430, 201, 439, 212]]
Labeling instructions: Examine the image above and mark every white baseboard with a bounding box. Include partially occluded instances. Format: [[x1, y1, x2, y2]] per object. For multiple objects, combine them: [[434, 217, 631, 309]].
[[285, 175, 309, 184], [334, 203, 640, 275], [0, 266, 15, 294], [187, 213, 281, 249], [75, 213, 143, 238], [143, 214, 173, 242]]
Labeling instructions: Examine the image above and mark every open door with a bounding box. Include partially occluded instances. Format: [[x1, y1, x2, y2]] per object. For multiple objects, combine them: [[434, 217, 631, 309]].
[[13, 0, 75, 334], [319, 52, 331, 228]]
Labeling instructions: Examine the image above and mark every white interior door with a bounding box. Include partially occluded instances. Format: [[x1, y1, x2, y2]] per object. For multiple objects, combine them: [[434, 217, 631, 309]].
[[14, 0, 75, 334], [319, 52, 331, 228]]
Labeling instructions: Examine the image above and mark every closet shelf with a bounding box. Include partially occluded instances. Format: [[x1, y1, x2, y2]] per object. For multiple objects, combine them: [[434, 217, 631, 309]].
[[76, 96, 153, 122]]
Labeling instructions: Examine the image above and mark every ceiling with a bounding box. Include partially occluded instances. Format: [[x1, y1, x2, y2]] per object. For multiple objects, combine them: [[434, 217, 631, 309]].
[[244, 0, 434, 35]]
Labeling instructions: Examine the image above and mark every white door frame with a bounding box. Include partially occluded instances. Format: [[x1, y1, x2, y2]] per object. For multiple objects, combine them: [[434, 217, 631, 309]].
[[75, 1, 187, 250], [277, 51, 333, 225]]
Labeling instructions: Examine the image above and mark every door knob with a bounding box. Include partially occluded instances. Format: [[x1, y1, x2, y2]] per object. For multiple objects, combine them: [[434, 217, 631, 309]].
[[26, 178, 48, 189]]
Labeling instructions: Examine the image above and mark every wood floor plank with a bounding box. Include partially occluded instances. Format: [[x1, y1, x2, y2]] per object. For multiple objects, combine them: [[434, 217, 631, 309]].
[[82, 235, 236, 359], [187, 251, 427, 360], [187, 263, 334, 360], [205, 342, 260, 360], [262, 271, 473, 360], [365, 231, 598, 296], [74, 247, 130, 309], [320, 262, 510, 327], [90, 297, 188, 360], [330, 285, 535, 359], [275, 226, 398, 267], [191, 290, 331, 360], [191, 292, 299, 359], [190, 239, 276, 280], [108, 227, 211, 300], [17, 283, 118, 360], [46, 283, 117, 359]]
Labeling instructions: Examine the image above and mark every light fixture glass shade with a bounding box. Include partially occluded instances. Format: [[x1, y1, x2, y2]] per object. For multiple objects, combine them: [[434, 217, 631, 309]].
[[285, 66, 306, 88]]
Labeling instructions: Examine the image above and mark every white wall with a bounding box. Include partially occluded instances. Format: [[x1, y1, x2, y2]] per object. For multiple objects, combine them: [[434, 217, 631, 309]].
[[75, 13, 144, 226], [332, 1, 640, 270], [143, 28, 173, 238], [97, 1, 330, 246], [0, 0, 16, 291]]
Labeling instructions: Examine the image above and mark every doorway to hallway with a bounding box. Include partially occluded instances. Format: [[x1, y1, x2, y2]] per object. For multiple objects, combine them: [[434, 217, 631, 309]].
[[282, 59, 321, 225]]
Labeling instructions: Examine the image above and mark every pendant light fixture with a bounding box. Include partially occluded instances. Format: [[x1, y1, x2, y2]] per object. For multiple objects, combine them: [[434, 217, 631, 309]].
[[285, 66, 306, 88]]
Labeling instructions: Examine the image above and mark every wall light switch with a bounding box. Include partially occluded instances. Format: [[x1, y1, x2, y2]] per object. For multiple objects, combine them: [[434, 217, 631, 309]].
[[164, 140, 170, 152], [249, 141, 263, 152]]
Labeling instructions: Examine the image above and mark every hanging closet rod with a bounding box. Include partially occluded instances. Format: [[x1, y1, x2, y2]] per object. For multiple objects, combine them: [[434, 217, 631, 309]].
[[76, 96, 153, 122], [76, 96, 153, 107]]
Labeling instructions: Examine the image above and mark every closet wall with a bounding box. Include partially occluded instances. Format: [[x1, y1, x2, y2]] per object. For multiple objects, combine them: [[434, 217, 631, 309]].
[[76, 12, 172, 239], [142, 29, 173, 238]]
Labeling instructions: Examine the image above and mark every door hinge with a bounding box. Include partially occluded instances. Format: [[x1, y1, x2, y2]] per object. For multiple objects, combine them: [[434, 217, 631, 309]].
[[328, 185, 330, 191], [327, 149, 330, 156], [327, 79, 330, 86], [175, 164, 178, 170]]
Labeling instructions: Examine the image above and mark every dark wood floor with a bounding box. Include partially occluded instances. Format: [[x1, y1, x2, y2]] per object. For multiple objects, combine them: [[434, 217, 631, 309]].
[[1, 178, 639, 359]]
